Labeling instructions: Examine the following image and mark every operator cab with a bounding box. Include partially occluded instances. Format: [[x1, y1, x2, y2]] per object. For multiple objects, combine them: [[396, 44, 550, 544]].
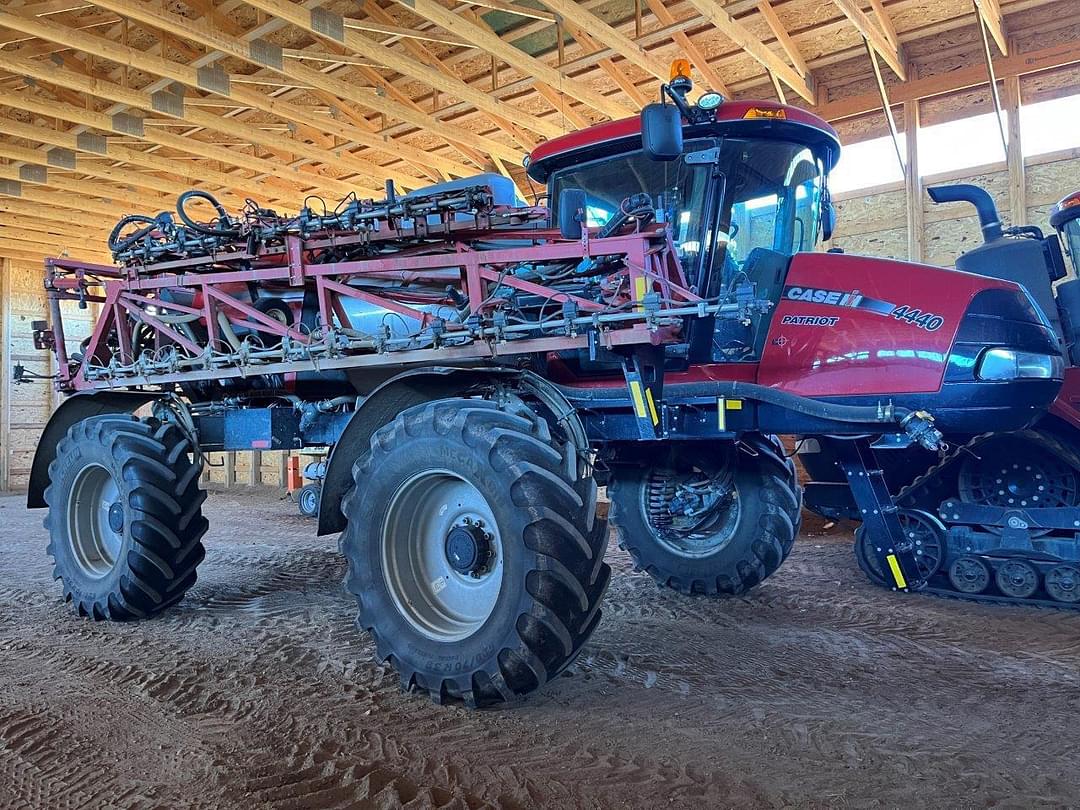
[[526, 63, 841, 366]]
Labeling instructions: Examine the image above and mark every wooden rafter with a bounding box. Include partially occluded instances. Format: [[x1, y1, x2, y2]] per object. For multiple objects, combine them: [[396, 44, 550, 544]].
[[975, 0, 1009, 56], [830, 0, 908, 79], [239, 0, 566, 139], [87, 0, 495, 178], [683, 0, 816, 102], [384, 0, 633, 120]]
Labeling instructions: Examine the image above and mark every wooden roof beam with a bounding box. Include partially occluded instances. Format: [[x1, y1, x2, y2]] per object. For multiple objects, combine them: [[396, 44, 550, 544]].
[[975, 0, 1009, 55], [830, 0, 907, 79], [0, 52, 367, 199], [0, 104, 285, 206], [534, 0, 672, 85], [683, 0, 816, 102], [0, 8, 418, 193], [642, 0, 731, 97], [384, 0, 634, 121], [239, 0, 566, 140], [756, 0, 810, 78], [88, 0, 502, 176]]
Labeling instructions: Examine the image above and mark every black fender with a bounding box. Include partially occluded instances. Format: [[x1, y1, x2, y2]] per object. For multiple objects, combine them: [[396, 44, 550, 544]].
[[27, 390, 157, 508], [316, 366, 587, 536], [317, 367, 509, 535]]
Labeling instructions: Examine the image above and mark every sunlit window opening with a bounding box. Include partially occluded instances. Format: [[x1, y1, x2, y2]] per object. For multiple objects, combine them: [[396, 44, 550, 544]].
[[918, 111, 1008, 177], [1020, 93, 1080, 157], [829, 134, 905, 194]]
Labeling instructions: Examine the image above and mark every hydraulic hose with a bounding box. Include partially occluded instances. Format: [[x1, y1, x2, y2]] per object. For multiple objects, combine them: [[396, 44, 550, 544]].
[[558, 379, 911, 424], [176, 190, 240, 238], [109, 213, 162, 254]]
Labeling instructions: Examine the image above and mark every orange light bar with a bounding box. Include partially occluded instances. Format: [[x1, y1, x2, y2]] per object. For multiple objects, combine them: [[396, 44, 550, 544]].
[[743, 107, 787, 120]]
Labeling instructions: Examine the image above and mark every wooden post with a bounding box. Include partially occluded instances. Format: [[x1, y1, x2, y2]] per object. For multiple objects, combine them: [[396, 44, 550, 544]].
[[904, 99, 924, 263], [1004, 74, 1025, 227], [224, 451, 236, 487], [248, 450, 261, 486], [0, 259, 11, 492]]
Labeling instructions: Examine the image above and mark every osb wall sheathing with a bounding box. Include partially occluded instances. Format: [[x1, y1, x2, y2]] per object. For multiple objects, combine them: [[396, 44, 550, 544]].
[[1, 260, 94, 490]]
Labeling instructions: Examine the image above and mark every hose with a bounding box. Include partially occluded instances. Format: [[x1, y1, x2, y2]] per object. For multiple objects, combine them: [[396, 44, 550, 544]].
[[176, 190, 240, 238], [109, 213, 162, 254]]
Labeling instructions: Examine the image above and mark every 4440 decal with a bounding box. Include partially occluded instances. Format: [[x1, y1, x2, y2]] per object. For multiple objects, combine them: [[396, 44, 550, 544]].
[[782, 286, 944, 331]]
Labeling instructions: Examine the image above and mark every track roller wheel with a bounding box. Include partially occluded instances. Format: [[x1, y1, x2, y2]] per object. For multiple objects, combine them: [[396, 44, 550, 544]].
[[854, 509, 945, 588], [948, 556, 991, 594], [44, 414, 208, 620], [1044, 564, 1080, 604], [608, 435, 799, 597], [340, 398, 609, 707], [995, 559, 1040, 599]]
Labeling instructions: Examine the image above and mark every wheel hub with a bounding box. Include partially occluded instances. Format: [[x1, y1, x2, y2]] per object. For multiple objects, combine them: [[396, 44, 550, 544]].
[[107, 502, 124, 533], [444, 523, 492, 576]]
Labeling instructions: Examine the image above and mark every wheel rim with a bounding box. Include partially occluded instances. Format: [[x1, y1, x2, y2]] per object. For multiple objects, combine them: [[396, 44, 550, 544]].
[[995, 559, 1040, 599], [640, 467, 741, 558], [66, 463, 124, 579], [1044, 564, 1080, 603], [300, 488, 318, 514], [859, 509, 946, 581], [958, 438, 1079, 536], [381, 470, 503, 642], [949, 556, 991, 594]]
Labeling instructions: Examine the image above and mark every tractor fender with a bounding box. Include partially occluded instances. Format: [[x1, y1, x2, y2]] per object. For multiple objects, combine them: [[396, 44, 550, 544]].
[[316, 367, 515, 536], [26, 390, 158, 508]]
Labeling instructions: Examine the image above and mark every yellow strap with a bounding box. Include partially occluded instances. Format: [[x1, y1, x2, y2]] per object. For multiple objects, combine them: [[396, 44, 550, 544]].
[[886, 554, 908, 589], [644, 387, 659, 425], [629, 380, 647, 419]]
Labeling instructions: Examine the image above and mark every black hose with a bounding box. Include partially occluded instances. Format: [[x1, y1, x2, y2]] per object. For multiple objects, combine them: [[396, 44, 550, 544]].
[[108, 213, 161, 254], [558, 379, 911, 425], [176, 190, 240, 237]]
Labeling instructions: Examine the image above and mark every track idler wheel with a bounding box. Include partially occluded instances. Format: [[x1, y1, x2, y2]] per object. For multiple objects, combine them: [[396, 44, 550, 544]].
[[854, 509, 945, 588], [995, 559, 1040, 599], [948, 556, 991, 594], [1044, 564, 1080, 604]]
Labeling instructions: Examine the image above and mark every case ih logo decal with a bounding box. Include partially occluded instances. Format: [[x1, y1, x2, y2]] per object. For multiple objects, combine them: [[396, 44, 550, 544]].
[[782, 286, 944, 331]]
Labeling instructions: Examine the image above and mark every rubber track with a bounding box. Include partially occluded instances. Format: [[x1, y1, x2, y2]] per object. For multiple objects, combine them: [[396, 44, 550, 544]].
[[44, 415, 208, 620], [861, 428, 1080, 610], [342, 400, 610, 707]]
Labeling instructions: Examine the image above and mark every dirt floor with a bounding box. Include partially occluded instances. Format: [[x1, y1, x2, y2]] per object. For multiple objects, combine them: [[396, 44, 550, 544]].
[[3, 488, 1080, 809]]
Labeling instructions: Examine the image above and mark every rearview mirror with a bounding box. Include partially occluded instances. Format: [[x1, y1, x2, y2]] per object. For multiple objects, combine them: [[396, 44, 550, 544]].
[[558, 188, 586, 240], [821, 191, 837, 242], [641, 103, 682, 162]]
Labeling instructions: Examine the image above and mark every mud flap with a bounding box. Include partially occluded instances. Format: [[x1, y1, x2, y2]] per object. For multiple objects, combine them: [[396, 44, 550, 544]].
[[832, 438, 927, 591]]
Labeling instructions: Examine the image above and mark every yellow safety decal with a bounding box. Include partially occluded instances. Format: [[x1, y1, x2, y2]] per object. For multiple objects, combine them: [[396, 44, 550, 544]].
[[726, 399, 743, 410], [629, 380, 648, 419], [717, 397, 726, 431], [633, 276, 648, 303], [886, 554, 908, 589], [645, 387, 660, 425]]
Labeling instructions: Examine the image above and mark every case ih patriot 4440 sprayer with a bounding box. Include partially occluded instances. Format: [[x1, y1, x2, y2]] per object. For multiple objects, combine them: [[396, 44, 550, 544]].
[[24, 65, 1073, 705]]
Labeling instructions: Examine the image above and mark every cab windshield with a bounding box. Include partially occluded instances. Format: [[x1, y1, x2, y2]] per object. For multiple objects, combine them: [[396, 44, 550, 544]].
[[550, 138, 716, 272], [549, 137, 825, 292]]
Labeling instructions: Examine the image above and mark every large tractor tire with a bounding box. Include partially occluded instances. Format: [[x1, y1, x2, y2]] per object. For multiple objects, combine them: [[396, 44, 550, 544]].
[[44, 414, 208, 620], [609, 435, 800, 596], [340, 398, 609, 707]]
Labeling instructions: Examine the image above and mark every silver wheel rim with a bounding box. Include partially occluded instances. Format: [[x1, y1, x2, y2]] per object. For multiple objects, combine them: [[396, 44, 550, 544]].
[[67, 463, 123, 579], [640, 470, 741, 559], [381, 470, 503, 642]]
